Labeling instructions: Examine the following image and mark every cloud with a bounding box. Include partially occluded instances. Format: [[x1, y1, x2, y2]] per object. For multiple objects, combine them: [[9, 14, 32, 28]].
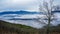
[[0, 12, 60, 28], [0, 0, 40, 11], [0, 0, 60, 11], [2, 19, 44, 28]]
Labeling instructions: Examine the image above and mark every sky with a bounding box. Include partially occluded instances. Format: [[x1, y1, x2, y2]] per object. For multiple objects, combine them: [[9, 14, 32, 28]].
[[0, 0, 60, 12]]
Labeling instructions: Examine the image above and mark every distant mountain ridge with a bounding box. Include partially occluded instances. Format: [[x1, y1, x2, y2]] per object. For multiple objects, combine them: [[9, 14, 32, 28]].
[[0, 10, 60, 15], [52, 11, 60, 13], [0, 10, 41, 15], [9, 18, 38, 20]]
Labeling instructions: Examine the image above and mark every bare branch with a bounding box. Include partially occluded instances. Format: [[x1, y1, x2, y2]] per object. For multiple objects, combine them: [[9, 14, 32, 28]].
[[35, 19, 47, 24], [36, 16, 47, 24]]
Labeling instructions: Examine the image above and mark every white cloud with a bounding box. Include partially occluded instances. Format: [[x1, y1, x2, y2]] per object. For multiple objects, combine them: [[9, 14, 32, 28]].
[[0, 12, 60, 28], [0, 0, 60, 11], [3, 19, 44, 28], [0, 0, 40, 11]]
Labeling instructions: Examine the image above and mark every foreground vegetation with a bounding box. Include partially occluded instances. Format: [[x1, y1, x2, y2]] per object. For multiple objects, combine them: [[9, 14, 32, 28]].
[[0, 20, 60, 34], [0, 20, 39, 34]]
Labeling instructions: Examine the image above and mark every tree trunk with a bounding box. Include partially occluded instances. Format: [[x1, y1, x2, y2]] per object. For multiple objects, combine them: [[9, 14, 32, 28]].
[[46, 15, 51, 34]]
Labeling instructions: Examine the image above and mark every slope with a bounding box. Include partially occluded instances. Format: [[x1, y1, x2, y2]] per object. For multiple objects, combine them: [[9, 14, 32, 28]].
[[0, 20, 38, 34]]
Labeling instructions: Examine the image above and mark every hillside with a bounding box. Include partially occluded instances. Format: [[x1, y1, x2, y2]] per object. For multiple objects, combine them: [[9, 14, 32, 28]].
[[0, 20, 60, 34], [40, 24, 60, 34], [0, 20, 39, 34]]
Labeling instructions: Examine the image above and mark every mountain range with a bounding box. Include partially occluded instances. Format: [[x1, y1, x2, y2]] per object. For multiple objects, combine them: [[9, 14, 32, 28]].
[[0, 10, 60, 20], [0, 10, 42, 15]]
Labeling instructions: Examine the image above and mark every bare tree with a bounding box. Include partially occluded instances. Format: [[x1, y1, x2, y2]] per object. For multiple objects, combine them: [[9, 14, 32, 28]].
[[37, 0, 55, 34]]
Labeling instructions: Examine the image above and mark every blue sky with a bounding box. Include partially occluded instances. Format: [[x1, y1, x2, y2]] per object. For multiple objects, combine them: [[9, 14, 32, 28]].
[[0, 0, 60, 12]]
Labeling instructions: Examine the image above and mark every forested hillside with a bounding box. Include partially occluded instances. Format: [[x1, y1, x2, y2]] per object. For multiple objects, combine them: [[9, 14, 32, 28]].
[[0, 20, 39, 34]]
